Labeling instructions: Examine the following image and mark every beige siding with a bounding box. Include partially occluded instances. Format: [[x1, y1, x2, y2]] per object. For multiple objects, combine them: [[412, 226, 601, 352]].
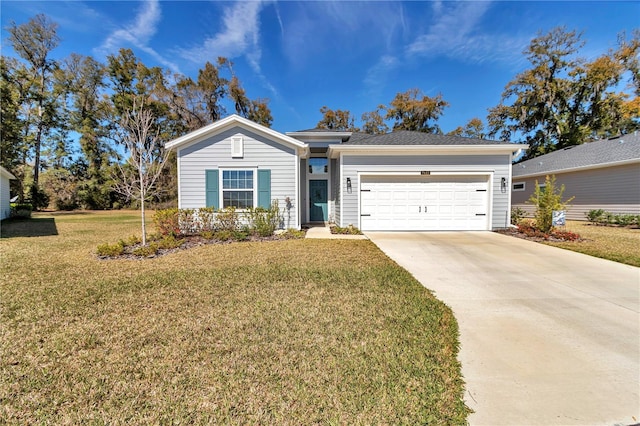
[[178, 126, 299, 228], [340, 154, 512, 229], [512, 163, 640, 220]]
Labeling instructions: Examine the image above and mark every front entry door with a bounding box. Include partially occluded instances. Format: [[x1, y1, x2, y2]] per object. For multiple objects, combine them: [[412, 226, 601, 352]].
[[309, 180, 328, 222]]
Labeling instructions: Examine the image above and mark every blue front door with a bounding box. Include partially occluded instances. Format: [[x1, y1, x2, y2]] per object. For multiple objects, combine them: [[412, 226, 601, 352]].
[[309, 180, 328, 222]]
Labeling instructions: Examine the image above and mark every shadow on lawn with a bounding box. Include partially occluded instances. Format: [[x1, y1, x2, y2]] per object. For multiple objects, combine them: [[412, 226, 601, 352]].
[[0, 217, 58, 238]]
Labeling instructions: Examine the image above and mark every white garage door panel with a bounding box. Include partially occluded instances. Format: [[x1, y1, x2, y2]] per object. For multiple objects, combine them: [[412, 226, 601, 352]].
[[360, 175, 489, 231]]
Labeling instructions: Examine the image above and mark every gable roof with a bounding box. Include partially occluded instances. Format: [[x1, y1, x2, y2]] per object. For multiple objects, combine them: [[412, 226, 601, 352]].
[[165, 114, 309, 154], [512, 133, 640, 178]]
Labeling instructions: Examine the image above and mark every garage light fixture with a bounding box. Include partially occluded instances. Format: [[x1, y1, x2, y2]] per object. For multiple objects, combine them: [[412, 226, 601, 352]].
[[346, 177, 352, 193], [501, 177, 507, 192]]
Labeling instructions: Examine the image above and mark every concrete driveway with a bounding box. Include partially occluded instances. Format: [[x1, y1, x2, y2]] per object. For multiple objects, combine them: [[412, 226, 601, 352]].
[[366, 231, 639, 426]]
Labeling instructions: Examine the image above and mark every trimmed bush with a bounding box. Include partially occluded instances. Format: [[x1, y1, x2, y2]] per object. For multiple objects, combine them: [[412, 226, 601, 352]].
[[215, 207, 239, 232], [156, 236, 184, 250], [96, 241, 125, 257], [132, 243, 159, 257]]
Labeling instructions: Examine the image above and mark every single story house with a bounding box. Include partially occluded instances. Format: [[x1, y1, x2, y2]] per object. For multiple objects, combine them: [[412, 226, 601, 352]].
[[512, 133, 640, 220], [0, 166, 16, 220], [165, 115, 525, 231]]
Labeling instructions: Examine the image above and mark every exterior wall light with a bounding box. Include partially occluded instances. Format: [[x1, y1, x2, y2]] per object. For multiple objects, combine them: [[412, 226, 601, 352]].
[[501, 177, 507, 192], [346, 177, 352, 193]]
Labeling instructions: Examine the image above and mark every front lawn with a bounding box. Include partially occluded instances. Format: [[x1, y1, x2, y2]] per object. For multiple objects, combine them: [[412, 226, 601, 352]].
[[0, 211, 470, 424], [543, 220, 640, 267]]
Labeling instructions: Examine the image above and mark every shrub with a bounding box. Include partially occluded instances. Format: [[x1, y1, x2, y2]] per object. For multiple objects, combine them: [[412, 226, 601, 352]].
[[178, 209, 197, 234], [331, 224, 363, 235], [198, 207, 216, 233], [510, 207, 527, 225], [279, 229, 306, 239], [10, 203, 32, 219], [551, 229, 581, 241], [613, 214, 635, 227], [132, 243, 158, 257], [215, 207, 239, 232], [126, 235, 142, 246], [156, 236, 184, 250], [96, 241, 125, 257], [246, 200, 281, 237], [154, 209, 180, 237], [585, 209, 605, 224], [528, 175, 574, 233], [233, 230, 249, 241], [214, 229, 234, 241], [200, 231, 215, 240]]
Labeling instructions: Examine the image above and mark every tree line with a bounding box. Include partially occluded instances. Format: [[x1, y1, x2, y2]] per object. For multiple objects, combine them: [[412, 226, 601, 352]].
[[316, 28, 639, 159], [1, 14, 272, 210], [1, 15, 638, 212]]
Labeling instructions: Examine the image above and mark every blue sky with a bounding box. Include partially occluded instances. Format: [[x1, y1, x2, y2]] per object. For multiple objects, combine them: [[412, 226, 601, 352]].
[[2, 1, 638, 136]]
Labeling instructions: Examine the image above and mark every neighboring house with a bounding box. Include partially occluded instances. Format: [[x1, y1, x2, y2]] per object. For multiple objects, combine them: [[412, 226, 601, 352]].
[[512, 133, 640, 220], [1, 166, 16, 220], [166, 115, 525, 231]]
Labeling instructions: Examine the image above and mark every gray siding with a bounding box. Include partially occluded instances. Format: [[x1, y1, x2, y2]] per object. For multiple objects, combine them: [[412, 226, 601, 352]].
[[340, 154, 512, 229], [512, 163, 640, 220], [1, 175, 11, 220], [178, 126, 299, 229]]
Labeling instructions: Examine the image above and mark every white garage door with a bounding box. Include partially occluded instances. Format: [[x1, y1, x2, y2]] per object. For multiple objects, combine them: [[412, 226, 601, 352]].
[[360, 175, 489, 231]]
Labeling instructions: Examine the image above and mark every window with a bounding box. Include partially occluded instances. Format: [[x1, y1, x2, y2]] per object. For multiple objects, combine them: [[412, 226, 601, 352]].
[[512, 182, 525, 191], [222, 170, 253, 208], [308, 157, 328, 174]]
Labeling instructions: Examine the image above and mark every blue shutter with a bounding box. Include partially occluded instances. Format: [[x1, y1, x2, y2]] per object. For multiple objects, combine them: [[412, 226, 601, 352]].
[[257, 169, 271, 209], [205, 170, 219, 209]]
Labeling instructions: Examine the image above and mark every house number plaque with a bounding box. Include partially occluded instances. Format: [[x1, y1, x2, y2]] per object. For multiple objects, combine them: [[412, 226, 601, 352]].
[[420, 171, 430, 175]]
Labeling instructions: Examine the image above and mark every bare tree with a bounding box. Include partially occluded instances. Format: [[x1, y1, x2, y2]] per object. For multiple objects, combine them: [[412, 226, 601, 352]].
[[114, 99, 171, 245]]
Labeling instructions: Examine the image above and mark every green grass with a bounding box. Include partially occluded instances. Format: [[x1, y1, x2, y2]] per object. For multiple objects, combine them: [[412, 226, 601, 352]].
[[0, 211, 470, 424], [544, 220, 640, 267]]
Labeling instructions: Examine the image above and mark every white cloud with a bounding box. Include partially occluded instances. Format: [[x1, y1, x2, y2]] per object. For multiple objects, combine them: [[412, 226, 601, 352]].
[[177, 1, 278, 98], [96, 0, 181, 73], [406, 1, 527, 65], [363, 55, 399, 96]]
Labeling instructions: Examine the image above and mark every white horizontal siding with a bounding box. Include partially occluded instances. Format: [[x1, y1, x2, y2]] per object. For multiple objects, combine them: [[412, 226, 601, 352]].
[[339, 154, 512, 230], [512, 163, 640, 220], [1, 175, 11, 220], [178, 126, 299, 229]]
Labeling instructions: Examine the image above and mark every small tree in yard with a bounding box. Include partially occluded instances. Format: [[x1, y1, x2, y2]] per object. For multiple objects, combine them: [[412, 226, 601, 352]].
[[529, 175, 574, 233], [114, 99, 170, 245]]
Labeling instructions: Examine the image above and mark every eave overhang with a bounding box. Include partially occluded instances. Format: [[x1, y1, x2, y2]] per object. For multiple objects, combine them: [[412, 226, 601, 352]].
[[327, 144, 527, 159]]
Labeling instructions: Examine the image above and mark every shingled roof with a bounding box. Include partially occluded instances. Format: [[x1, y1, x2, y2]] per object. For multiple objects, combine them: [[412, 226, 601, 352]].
[[343, 130, 513, 145], [512, 133, 640, 177]]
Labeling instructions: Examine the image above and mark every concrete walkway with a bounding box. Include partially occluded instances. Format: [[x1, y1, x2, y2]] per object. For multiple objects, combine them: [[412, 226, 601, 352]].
[[304, 225, 367, 240], [366, 231, 639, 426]]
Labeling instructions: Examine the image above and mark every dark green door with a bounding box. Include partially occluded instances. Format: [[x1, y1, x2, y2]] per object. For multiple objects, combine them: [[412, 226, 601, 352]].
[[309, 180, 328, 221]]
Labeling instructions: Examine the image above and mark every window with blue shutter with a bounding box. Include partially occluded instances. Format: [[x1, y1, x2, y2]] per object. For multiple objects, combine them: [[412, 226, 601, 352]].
[[257, 169, 271, 209], [205, 169, 219, 209]]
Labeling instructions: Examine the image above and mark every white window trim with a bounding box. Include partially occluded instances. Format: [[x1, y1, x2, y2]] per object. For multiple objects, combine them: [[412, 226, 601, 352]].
[[512, 182, 526, 192], [220, 167, 257, 209], [231, 136, 244, 158]]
